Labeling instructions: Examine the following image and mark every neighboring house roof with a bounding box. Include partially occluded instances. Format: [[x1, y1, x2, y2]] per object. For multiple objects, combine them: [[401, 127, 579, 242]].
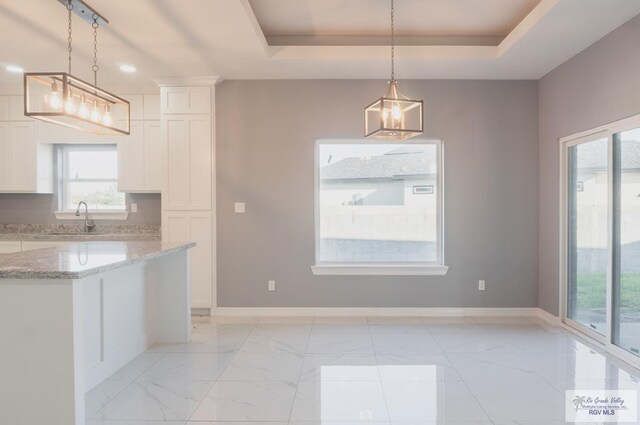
[[577, 139, 640, 170], [321, 146, 435, 180]]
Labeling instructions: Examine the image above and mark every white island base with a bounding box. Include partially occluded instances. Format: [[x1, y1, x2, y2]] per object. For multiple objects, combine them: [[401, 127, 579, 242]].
[[0, 241, 194, 425]]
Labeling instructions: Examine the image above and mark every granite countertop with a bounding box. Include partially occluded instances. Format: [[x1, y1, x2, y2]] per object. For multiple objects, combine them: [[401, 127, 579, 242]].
[[0, 224, 161, 241], [0, 241, 195, 279]]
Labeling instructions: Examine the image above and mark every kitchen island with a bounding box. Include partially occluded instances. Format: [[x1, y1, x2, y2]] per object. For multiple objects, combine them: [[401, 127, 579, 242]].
[[0, 240, 195, 425]]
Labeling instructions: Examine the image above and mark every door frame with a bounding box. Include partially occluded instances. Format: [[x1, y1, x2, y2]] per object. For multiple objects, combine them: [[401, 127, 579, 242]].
[[559, 114, 640, 370]]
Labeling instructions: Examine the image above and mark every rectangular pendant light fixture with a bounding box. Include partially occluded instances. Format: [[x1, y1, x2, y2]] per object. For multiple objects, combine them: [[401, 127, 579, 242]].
[[24, 0, 130, 135], [24, 72, 130, 135]]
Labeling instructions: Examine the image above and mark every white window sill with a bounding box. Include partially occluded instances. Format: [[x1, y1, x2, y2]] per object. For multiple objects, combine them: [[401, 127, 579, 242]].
[[311, 264, 449, 276], [54, 211, 130, 221]]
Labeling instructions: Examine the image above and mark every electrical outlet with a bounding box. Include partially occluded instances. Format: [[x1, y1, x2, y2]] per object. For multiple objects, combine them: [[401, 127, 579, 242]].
[[234, 202, 246, 213], [131, 203, 138, 213], [478, 280, 486, 291], [268, 280, 276, 291]]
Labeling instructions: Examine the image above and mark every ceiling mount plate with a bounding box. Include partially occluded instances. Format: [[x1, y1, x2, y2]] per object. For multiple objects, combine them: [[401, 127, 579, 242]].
[[56, 0, 108, 25]]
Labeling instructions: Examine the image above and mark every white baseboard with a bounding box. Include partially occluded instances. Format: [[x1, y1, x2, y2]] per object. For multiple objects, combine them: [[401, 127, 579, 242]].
[[213, 307, 541, 317], [536, 307, 561, 325]]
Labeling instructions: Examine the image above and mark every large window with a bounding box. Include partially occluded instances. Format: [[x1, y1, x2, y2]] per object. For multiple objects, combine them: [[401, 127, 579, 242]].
[[59, 145, 125, 211], [313, 139, 446, 275]]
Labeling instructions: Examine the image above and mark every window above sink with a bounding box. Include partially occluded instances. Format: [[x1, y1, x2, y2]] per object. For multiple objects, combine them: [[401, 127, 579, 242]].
[[54, 144, 129, 221]]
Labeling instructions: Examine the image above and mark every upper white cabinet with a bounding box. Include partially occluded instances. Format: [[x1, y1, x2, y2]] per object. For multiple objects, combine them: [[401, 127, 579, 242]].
[[117, 121, 144, 192], [143, 95, 160, 120], [143, 120, 163, 191], [161, 87, 211, 115], [0, 121, 53, 193], [0, 96, 30, 121], [117, 120, 163, 193], [163, 115, 212, 210]]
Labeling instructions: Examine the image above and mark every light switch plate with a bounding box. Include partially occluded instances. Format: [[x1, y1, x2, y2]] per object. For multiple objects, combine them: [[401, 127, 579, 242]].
[[234, 202, 246, 213]]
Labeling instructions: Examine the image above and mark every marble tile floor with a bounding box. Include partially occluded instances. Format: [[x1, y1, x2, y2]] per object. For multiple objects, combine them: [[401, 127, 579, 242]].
[[86, 316, 640, 425]]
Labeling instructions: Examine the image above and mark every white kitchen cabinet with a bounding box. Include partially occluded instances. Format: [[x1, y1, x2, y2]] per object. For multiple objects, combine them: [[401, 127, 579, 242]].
[[143, 95, 160, 120], [163, 116, 212, 210], [0, 121, 53, 193], [117, 120, 163, 193], [117, 121, 144, 192], [161, 87, 211, 115], [7, 96, 29, 121], [0, 241, 21, 253], [0, 97, 8, 121], [121, 94, 144, 121], [0, 96, 29, 122], [162, 211, 213, 309], [37, 121, 116, 144], [144, 120, 163, 191]]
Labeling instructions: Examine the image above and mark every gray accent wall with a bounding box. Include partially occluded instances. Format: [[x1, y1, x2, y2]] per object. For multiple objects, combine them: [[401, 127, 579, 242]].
[[538, 14, 640, 315], [216, 79, 539, 308]]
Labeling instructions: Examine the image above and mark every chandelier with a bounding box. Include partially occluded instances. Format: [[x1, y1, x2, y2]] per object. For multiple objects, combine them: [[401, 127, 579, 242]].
[[364, 0, 423, 140], [24, 0, 130, 135]]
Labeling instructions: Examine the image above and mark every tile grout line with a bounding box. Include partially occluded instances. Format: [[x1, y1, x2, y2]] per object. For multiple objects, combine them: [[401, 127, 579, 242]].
[[285, 316, 314, 423], [369, 316, 393, 423], [184, 319, 257, 422]]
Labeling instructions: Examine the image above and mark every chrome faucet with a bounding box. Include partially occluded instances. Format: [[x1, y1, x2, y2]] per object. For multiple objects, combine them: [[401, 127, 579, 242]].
[[75, 201, 95, 233]]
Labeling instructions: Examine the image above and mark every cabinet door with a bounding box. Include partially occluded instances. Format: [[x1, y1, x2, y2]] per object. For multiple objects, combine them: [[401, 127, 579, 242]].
[[164, 116, 211, 210], [6, 122, 37, 191], [143, 95, 160, 120], [0, 97, 8, 121], [144, 121, 163, 192], [161, 87, 210, 114], [117, 121, 145, 192], [7, 96, 29, 121], [0, 241, 21, 253], [162, 211, 213, 309]]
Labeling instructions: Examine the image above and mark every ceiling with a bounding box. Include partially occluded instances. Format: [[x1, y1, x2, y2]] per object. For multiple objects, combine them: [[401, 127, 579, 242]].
[[0, 0, 639, 92]]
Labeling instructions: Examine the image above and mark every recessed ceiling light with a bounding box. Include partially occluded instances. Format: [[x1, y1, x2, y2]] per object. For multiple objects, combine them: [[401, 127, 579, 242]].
[[6, 65, 24, 73], [119, 64, 136, 73]]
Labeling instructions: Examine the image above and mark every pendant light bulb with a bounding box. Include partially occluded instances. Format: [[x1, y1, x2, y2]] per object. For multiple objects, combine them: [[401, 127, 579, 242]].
[[90, 100, 101, 122], [64, 89, 76, 114], [102, 104, 112, 126], [78, 95, 90, 119], [49, 82, 62, 110]]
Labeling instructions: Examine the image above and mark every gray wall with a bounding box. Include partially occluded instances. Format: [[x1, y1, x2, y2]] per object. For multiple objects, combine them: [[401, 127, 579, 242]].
[[0, 193, 161, 225], [538, 14, 640, 315], [216, 79, 539, 308]]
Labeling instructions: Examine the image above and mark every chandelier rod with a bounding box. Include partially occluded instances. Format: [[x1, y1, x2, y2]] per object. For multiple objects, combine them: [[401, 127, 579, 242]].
[[67, 0, 73, 74], [390, 0, 395, 82]]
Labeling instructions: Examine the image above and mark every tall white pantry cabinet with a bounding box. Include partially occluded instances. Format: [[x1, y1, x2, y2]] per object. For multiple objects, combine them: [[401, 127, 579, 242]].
[[160, 82, 216, 310]]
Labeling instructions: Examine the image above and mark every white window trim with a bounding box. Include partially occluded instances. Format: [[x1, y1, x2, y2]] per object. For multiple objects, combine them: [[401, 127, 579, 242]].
[[58, 144, 128, 220], [312, 138, 447, 276]]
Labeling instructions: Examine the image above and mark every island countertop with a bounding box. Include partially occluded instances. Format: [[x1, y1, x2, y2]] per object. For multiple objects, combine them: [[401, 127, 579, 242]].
[[0, 241, 195, 279]]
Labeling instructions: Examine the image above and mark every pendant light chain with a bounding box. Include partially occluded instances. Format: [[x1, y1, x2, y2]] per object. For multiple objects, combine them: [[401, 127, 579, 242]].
[[92, 15, 99, 86], [67, 0, 73, 74], [390, 0, 395, 82]]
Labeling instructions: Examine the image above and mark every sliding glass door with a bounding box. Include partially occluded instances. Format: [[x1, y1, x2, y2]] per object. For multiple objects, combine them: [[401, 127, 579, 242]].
[[566, 137, 609, 337], [563, 118, 640, 366], [612, 129, 640, 357]]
